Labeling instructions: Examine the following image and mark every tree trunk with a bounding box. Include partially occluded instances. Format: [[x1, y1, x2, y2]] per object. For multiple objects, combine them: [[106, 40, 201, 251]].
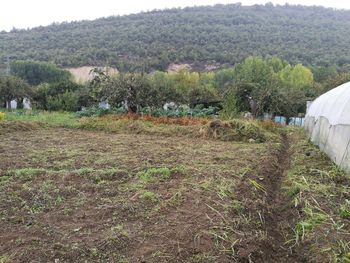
[[17, 98, 24, 109], [128, 104, 137, 113], [248, 98, 258, 118]]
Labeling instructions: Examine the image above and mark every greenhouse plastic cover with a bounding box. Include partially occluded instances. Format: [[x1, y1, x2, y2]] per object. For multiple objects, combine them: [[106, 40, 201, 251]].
[[307, 81, 350, 125]]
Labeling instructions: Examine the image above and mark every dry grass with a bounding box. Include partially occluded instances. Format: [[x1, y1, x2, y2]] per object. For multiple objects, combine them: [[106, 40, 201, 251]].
[[0, 118, 348, 262]]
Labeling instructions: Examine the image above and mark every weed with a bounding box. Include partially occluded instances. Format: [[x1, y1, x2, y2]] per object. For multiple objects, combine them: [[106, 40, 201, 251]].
[[292, 205, 327, 244], [90, 247, 99, 258], [111, 224, 129, 238], [339, 200, 350, 219], [333, 240, 350, 262], [77, 167, 94, 176], [137, 167, 172, 183], [140, 191, 159, 202], [0, 255, 11, 263]]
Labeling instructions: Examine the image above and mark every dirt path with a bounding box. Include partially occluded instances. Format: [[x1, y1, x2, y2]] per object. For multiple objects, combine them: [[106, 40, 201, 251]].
[[236, 132, 300, 262]]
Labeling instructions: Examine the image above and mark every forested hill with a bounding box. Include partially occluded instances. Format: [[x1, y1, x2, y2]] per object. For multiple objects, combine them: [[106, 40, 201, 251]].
[[1, 3, 350, 72]]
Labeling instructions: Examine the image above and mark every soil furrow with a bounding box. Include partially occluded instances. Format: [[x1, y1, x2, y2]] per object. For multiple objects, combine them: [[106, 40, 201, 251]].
[[236, 132, 299, 262]]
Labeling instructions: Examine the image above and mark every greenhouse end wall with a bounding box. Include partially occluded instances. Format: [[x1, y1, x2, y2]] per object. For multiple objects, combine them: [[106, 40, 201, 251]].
[[305, 116, 350, 172]]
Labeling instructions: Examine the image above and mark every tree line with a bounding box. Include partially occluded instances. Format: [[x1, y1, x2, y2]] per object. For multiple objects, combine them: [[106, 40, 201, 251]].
[[1, 58, 349, 120], [2, 4, 350, 72]]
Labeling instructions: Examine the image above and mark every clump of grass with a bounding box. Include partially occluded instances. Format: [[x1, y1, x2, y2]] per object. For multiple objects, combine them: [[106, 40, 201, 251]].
[[339, 200, 350, 219], [293, 207, 327, 243], [140, 191, 159, 202], [138, 167, 171, 183], [199, 176, 235, 200], [111, 224, 129, 238], [137, 166, 185, 184]]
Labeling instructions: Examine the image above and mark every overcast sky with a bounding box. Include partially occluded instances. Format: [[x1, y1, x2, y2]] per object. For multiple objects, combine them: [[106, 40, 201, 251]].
[[1, 0, 350, 32]]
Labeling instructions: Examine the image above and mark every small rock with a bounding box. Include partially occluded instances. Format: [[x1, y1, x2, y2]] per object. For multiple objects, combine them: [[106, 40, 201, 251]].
[[248, 138, 256, 143]]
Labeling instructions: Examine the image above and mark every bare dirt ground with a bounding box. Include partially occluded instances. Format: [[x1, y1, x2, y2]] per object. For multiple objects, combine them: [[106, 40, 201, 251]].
[[0, 126, 349, 262], [0, 127, 272, 262]]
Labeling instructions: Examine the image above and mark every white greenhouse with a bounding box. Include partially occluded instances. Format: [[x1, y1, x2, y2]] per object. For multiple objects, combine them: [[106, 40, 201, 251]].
[[305, 82, 350, 172]]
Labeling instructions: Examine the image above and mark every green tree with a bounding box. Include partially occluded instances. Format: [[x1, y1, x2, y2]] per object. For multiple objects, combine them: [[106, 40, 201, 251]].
[[220, 90, 239, 119], [0, 75, 31, 109], [232, 56, 274, 117], [10, 60, 71, 86], [278, 64, 314, 90], [214, 68, 235, 92], [89, 69, 155, 112], [33, 80, 84, 110]]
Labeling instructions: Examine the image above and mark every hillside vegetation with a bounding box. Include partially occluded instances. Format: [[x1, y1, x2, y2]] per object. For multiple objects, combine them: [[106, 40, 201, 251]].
[[1, 4, 350, 71]]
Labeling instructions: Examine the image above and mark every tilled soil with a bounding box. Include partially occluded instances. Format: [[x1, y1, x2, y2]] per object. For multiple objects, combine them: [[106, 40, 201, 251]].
[[1, 127, 345, 262]]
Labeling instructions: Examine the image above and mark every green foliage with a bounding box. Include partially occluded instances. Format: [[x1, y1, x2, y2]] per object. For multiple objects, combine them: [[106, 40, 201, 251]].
[[46, 91, 80, 112], [33, 80, 84, 111], [319, 72, 350, 93], [89, 70, 155, 112], [225, 56, 315, 119], [312, 65, 337, 82], [138, 167, 172, 183], [339, 201, 350, 219], [75, 106, 126, 117], [294, 207, 327, 242], [220, 90, 239, 120], [0, 75, 32, 108], [140, 191, 159, 202], [139, 105, 219, 118], [10, 60, 71, 85], [278, 64, 314, 89], [3, 110, 79, 128], [2, 5, 350, 70]]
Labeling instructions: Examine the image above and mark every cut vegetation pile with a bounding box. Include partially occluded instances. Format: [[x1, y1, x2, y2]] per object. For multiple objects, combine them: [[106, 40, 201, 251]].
[[204, 119, 277, 142], [0, 121, 40, 135], [79, 115, 279, 143]]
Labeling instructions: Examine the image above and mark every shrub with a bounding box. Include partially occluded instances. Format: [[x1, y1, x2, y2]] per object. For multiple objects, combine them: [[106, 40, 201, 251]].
[[47, 91, 80, 112], [0, 112, 5, 121]]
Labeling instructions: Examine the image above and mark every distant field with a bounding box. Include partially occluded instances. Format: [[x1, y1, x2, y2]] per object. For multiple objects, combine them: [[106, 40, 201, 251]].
[[0, 114, 349, 262]]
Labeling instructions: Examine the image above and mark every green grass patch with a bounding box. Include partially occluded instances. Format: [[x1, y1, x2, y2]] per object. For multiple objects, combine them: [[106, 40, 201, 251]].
[[3, 109, 79, 128]]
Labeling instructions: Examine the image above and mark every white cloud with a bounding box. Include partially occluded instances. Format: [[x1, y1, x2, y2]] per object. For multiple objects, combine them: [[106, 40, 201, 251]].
[[1, 0, 349, 31]]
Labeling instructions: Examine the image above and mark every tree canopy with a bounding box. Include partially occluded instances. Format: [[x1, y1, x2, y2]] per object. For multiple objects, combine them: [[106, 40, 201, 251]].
[[10, 60, 71, 85]]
